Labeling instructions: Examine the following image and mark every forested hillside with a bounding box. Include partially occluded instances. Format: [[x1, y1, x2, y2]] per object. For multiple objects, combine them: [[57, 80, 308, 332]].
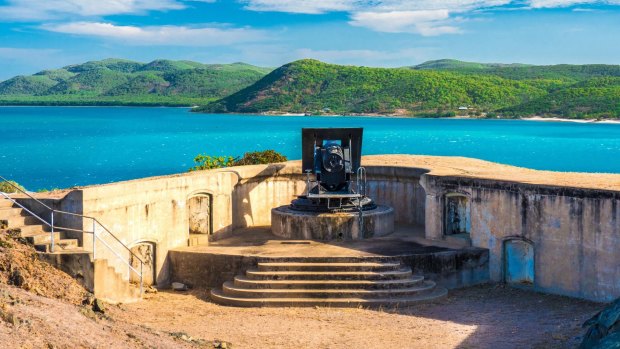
[[0, 59, 272, 106], [3, 57, 619, 118], [196, 59, 620, 118]]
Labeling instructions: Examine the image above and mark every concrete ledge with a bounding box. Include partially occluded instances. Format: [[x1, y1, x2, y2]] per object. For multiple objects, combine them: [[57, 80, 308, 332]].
[[271, 205, 394, 240]]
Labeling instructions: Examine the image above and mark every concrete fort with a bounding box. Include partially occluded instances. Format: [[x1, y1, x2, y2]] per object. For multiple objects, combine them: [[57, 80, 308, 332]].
[[20, 155, 620, 303]]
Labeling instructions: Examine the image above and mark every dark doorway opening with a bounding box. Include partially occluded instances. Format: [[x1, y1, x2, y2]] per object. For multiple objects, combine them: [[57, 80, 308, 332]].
[[444, 194, 470, 236]]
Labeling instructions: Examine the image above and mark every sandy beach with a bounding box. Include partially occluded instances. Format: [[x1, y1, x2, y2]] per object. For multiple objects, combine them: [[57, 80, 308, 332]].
[[521, 116, 620, 124]]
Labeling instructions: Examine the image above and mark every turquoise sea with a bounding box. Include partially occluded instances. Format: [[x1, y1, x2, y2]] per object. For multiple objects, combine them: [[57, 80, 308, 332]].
[[1, 106, 619, 190]]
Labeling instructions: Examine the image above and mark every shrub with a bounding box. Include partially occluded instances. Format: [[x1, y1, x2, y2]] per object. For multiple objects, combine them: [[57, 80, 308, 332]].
[[189, 155, 236, 171], [0, 180, 25, 193], [233, 150, 288, 166], [188, 150, 288, 171]]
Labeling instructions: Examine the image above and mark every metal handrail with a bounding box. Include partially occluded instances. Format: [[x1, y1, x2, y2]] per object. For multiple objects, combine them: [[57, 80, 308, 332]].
[[0, 175, 144, 295], [356, 166, 367, 196], [356, 167, 367, 237]]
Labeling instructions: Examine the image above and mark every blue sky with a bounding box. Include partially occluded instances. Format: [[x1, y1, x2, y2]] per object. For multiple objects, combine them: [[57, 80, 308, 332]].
[[0, 0, 619, 80]]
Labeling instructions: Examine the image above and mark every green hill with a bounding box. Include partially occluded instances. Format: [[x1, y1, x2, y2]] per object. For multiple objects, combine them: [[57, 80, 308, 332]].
[[0, 59, 273, 106], [412, 59, 620, 81], [3, 57, 619, 118], [502, 77, 620, 118], [196, 59, 620, 118]]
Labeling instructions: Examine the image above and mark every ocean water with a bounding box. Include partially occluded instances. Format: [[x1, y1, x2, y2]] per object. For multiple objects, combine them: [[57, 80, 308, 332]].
[[1, 106, 619, 190]]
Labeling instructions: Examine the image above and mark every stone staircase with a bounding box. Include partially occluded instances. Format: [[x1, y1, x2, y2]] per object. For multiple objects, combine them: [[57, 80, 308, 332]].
[[210, 259, 448, 307], [0, 199, 81, 253], [0, 198, 141, 303]]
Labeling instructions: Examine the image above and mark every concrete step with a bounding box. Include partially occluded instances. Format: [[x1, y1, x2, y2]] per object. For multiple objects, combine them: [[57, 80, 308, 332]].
[[35, 239, 80, 253], [245, 268, 413, 281], [188, 234, 210, 247], [0, 199, 15, 208], [257, 256, 399, 263], [0, 207, 26, 219], [233, 275, 425, 289], [445, 233, 472, 247], [257, 262, 402, 272], [8, 224, 48, 235], [3, 215, 41, 229], [21, 231, 62, 245], [210, 286, 448, 308], [221, 280, 437, 299]]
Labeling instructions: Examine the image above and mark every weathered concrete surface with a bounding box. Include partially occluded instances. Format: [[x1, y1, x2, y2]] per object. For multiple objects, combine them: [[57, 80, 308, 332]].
[[38, 251, 94, 291], [271, 205, 394, 240], [29, 159, 428, 287], [93, 259, 141, 304], [421, 176, 620, 302], [168, 229, 488, 290], [28, 155, 620, 301]]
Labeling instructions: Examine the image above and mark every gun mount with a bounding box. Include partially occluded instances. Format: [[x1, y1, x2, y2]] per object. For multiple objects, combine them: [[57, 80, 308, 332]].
[[290, 128, 376, 213]]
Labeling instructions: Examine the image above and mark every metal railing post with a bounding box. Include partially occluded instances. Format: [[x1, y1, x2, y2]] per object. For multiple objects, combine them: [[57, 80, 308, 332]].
[[305, 170, 312, 195], [92, 219, 96, 260], [50, 211, 55, 253]]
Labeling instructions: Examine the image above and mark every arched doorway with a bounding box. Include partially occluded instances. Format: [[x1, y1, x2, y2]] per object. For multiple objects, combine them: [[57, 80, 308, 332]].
[[504, 239, 534, 285], [443, 193, 470, 236], [130, 241, 156, 286], [188, 193, 213, 235]]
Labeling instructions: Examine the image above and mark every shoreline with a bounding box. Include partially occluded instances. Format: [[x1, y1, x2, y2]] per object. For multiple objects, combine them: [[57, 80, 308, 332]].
[[520, 116, 620, 124], [2, 105, 619, 123]]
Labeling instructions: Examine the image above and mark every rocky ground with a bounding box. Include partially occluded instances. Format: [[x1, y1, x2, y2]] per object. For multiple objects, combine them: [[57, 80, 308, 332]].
[[0, 229, 605, 348]]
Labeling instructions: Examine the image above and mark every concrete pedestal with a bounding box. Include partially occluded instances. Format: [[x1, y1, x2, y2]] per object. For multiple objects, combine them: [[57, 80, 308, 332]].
[[271, 205, 394, 240]]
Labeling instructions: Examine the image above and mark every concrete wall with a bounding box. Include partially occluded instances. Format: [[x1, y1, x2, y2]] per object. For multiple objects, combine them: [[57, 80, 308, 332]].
[[40, 156, 620, 302], [75, 170, 239, 285], [421, 175, 620, 302], [51, 163, 427, 286]]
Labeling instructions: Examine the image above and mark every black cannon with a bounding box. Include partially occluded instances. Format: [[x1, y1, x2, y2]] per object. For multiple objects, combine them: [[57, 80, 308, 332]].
[[290, 128, 375, 212]]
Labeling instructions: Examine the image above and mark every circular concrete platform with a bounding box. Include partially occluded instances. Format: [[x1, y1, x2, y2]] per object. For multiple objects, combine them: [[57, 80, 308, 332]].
[[271, 205, 394, 240]]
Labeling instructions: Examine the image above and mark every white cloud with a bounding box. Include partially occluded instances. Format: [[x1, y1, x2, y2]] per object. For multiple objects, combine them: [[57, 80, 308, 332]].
[[0, 0, 187, 20], [242, 0, 514, 14], [242, 0, 356, 14], [41, 22, 268, 46], [528, 0, 620, 8], [349, 10, 461, 36], [242, 0, 619, 13], [241, 0, 620, 36]]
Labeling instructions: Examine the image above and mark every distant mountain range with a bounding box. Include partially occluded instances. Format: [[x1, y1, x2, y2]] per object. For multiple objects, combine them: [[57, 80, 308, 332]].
[[0, 58, 272, 106], [2, 58, 619, 119], [197, 59, 620, 119]]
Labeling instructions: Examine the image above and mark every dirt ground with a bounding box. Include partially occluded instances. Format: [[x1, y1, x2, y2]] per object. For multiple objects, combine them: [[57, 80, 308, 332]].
[[110, 284, 600, 349], [0, 282, 603, 349], [0, 231, 605, 349]]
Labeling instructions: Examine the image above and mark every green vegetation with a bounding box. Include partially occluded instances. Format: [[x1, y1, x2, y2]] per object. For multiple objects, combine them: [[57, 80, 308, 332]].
[[189, 155, 236, 171], [189, 150, 287, 171], [411, 59, 620, 81], [0, 180, 25, 193], [234, 150, 288, 166], [0, 59, 272, 107], [197, 59, 620, 119], [4, 57, 620, 118]]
